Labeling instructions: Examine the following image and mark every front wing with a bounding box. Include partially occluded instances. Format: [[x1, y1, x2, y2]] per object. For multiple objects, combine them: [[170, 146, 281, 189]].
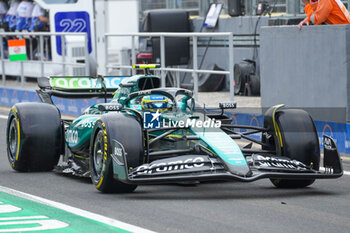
[[112, 135, 343, 185]]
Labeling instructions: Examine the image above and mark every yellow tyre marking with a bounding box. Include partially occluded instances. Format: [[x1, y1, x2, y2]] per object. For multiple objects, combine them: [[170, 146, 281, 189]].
[[272, 104, 284, 148], [95, 175, 104, 188], [276, 123, 283, 148], [16, 118, 20, 161], [11, 108, 21, 161], [96, 122, 108, 189]]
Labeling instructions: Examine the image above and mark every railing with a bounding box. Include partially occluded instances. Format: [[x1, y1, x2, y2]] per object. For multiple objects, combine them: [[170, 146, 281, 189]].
[[0, 32, 89, 87], [105, 32, 235, 102]]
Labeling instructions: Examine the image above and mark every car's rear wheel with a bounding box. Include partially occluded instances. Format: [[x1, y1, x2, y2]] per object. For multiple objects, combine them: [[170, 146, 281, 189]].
[[264, 108, 320, 188], [90, 113, 143, 193], [6, 103, 62, 172]]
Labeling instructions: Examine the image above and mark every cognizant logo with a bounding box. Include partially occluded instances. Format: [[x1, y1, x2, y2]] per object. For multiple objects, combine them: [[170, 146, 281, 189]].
[[143, 110, 221, 129]]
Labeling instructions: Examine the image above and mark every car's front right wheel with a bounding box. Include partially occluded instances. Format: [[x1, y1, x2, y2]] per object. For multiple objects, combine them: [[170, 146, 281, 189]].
[[266, 109, 320, 188]]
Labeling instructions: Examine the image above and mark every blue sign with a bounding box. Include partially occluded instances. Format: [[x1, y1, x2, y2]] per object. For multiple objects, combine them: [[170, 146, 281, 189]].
[[54, 11, 92, 55], [143, 111, 161, 129]]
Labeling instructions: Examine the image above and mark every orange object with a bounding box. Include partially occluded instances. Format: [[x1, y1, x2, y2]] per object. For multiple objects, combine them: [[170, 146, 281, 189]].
[[304, 0, 350, 25], [8, 39, 26, 47]]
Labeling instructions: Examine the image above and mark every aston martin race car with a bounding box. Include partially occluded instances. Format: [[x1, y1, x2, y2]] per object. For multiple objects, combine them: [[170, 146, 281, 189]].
[[6, 64, 343, 193]]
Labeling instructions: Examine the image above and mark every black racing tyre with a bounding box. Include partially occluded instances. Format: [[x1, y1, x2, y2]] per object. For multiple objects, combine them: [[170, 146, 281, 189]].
[[269, 109, 320, 188], [6, 103, 62, 172], [234, 60, 255, 95], [234, 64, 244, 94], [90, 113, 143, 193], [249, 74, 260, 96]]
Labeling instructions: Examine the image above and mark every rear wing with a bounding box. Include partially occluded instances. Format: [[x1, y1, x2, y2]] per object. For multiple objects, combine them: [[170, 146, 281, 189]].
[[37, 76, 129, 104]]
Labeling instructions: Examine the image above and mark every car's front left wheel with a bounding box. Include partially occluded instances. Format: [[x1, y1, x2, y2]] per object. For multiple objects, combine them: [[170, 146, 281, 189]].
[[90, 113, 143, 193]]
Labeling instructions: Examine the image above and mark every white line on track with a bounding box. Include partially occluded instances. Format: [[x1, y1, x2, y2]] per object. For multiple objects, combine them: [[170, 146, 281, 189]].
[[0, 115, 8, 120], [0, 185, 155, 233]]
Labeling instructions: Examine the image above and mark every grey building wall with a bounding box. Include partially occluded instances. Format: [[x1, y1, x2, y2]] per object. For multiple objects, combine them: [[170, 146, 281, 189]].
[[260, 25, 350, 122]]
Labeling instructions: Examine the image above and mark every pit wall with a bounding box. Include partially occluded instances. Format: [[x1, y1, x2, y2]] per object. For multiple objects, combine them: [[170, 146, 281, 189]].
[[260, 25, 350, 123], [1, 87, 349, 155]]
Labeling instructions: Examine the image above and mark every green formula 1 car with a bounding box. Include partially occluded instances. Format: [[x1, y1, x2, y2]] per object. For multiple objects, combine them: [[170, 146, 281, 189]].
[[6, 65, 343, 193]]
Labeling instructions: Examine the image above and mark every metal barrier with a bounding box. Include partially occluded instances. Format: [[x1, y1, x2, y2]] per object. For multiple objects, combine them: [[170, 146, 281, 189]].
[[0, 32, 89, 87], [105, 32, 235, 102]]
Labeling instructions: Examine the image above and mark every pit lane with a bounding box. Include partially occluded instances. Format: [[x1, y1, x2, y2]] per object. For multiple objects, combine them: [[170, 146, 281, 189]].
[[0, 111, 350, 233]]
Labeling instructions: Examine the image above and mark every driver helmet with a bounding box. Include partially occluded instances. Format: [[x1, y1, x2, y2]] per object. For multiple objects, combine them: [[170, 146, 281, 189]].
[[141, 95, 169, 112]]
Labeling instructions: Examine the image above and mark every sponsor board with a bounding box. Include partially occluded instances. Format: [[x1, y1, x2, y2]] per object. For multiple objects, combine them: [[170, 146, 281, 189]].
[[10, 90, 19, 106], [0, 89, 9, 105], [68, 100, 78, 113], [50, 77, 125, 89], [135, 155, 208, 175], [252, 154, 309, 170]]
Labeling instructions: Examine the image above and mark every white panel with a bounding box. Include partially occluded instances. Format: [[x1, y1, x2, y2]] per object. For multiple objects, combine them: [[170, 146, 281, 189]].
[[105, 0, 139, 51]]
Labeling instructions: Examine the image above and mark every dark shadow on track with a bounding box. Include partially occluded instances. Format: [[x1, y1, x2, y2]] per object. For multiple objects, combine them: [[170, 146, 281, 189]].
[[95, 181, 343, 200], [54, 172, 92, 184]]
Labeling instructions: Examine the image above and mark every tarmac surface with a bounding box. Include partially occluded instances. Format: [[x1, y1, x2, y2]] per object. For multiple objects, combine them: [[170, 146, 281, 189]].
[[0, 108, 350, 233]]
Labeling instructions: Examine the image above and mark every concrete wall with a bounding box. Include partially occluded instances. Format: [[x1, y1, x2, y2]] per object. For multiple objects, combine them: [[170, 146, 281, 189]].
[[260, 25, 350, 122]]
